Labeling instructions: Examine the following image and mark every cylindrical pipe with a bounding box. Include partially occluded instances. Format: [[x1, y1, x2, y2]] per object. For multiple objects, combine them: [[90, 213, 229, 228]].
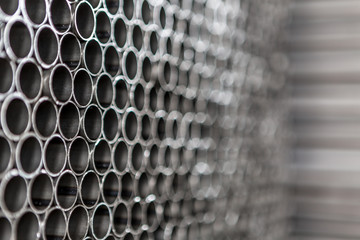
[[48, 0, 71, 34], [130, 81, 145, 112], [16, 132, 43, 178], [145, 141, 159, 174], [73, 68, 94, 108], [43, 134, 67, 177], [144, 200, 158, 232], [103, 44, 121, 77], [130, 201, 143, 233], [152, 110, 167, 141], [91, 203, 112, 239], [91, 139, 112, 175], [112, 15, 128, 50], [0, 57, 15, 101], [102, 107, 120, 143], [0, 133, 14, 178], [114, 76, 130, 112], [58, 101, 80, 141], [67, 205, 89, 240], [145, 83, 159, 113], [95, 9, 112, 45], [121, 172, 134, 201], [0, 0, 20, 20], [32, 97, 58, 140], [123, 47, 139, 83], [138, 0, 152, 25], [95, 73, 114, 110], [158, 57, 177, 91], [81, 104, 103, 142], [165, 111, 181, 140], [74, 0, 95, 40], [139, 52, 153, 83], [79, 170, 100, 209], [140, 112, 152, 142], [44, 63, 73, 104], [13, 210, 40, 240], [28, 170, 53, 214], [4, 17, 33, 61], [34, 25, 59, 68], [83, 38, 103, 75], [122, 0, 134, 20], [122, 107, 140, 144], [68, 136, 90, 175], [20, 0, 47, 27], [0, 216, 11, 240], [129, 143, 144, 173], [112, 138, 129, 174], [130, 22, 144, 51], [0, 170, 27, 218], [15, 58, 43, 103], [112, 201, 129, 237], [42, 207, 67, 240], [145, 28, 159, 59], [101, 170, 120, 206], [55, 170, 78, 210], [59, 32, 81, 71], [103, 0, 120, 16], [135, 171, 150, 199]]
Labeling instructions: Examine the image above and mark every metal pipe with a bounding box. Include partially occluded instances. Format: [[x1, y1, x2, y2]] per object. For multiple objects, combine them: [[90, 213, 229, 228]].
[[145, 83, 159, 113], [135, 172, 150, 199], [0, 57, 15, 101], [95, 9, 111, 45], [165, 111, 181, 140], [0, 0, 20, 20], [122, 0, 135, 20], [72, 68, 93, 108], [15, 58, 43, 102], [122, 107, 140, 143], [123, 47, 139, 83], [112, 201, 129, 237], [159, 142, 178, 173], [44, 63, 73, 104], [59, 32, 81, 71], [4, 17, 33, 61], [158, 57, 177, 91], [48, 0, 71, 34], [138, 0, 152, 25], [20, 0, 47, 27], [139, 52, 153, 83], [15, 132, 43, 178], [114, 76, 130, 112], [140, 112, 152, 142], [74, 0, 95, 40], [103, 0, 120, 16], [112, 138, 129, 174], [0, 133, 14, 178], [55, 170, 78, 210], [91, 139, 112, 175], [32, 97, 58, 140], [67, 205, 89, 240], [152, 110, 166, 141], [112, 15, 128, 50], [81, 104, 103, 142], [83, 38, 103, 75], [130, 201, 143, 233], [95, 73, 114, 110], [130, 22, 144, 51], [0, 216, 11, 239], [103, 44, 121, 77], [145, 141, 160, 174], [145, 28, 159, 59], [58, 101, 80, 141], [42, 207, 67, 240], [28, 170, 53, 214], [34, 25, 59, 68], [90, 203, 112, 239], [68, 136, 90, 175], [102, 107, 120, 143], [129, 143, 144, 173], [145, 200, 158, 232], [121, 172, 134, 201], [13, 210, 40, 240], [80, 170, 100, 209], [0, 170, 27, 218], [101, 170, 120, 206], [130, 81, 146, 112], [43, 134, 67, 177]]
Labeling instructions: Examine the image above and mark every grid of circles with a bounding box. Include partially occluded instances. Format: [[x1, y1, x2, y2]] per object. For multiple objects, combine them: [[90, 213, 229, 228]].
[[0, 0, 290, 240]]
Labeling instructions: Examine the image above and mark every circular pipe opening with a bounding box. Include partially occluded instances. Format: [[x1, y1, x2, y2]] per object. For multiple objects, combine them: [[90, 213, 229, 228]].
[[113, 17, 127, 48], [33, 98, 57, 138], [142, 55, 151, 82], [15, 212, 39, 240], [96, 10, 111, 44], [0, 58, 13, 94], [104, 45, 120, 77], [83, 105, 102, 141], [137, 173, 149, 198], [44, 135, 66, 175], [141, 0, 151, 24], [23, 0, 46, 25], [60, 33, 81, 70], [49, 0, 71, 33], [96, 73, 114, 109], [141, 114, 151, 141], [29, 173, 53, 212], [75, 1, 95, 40], [84, 39, 103, 75], [103, 108, 119, 142], [113, 139, 128, 173], [68, 206, 89, 240], [80, 171, 100, 208], [3, 174, 27, 213], [35, 26, 58, 67], [59, 102, 80, 140], [133, 83, 145, 111], [56, 171, 78, 210], [132, 24, 143, 50], [92, 204, 111, 239], [146, 201, 157, 229], [0, 136, 11, 174], [124, 110, 138, 141], [50, 64, 72, 103], [114, 79, 129, 111], [68, 137, 89, 175], [105, 0, 119, 15], [131, 143, 143, 172], [0, 217, 11, 240], [149, 31, 158, 55], [123, 0, 134, 20], [6, 19, 32, 59], [159, 6, 166, 29], [102, 171, 119, 205], [44, 209, 66, 240], [93, 140, 111, 174], [17, 134, 42, 175], [149, 86, 157, 112], [73, 69, 93, 107], [124, 50, 138, 80], [3, 95, 30, 137], [149, 144, 158, 171], [131, 202, 142, 230], [121, 172, 133, 200], [17, 60, 42, 100], [155, 173, 166, 197], [113, 202, 128, 235]]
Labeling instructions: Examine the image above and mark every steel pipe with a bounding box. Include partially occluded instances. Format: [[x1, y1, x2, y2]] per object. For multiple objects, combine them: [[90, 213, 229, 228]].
[[135, 171, 150, 199], [144, 200, 158, 232], [20, 0, 47, 27], [81, 104, 103, 142], [123, 47, 140, 83], [103, 0, 120, 16], [130, 81, 146, 112], [130, 201, 143, 233], [103, 44, 121, 77], [0, 216, 11, 239], [58, 101, 80, 141], [13, 210, 40, 240], [140, 112, 152, 142], [16, 58, 43, 102], [112, 15, 128, 50], [43, 134, 67, 176], [91, 139, 112, 175], [67, 205, 89, 240], [74, 0, 95, 40], [95, 73, 114, 110], [122, 0, 135, 20], [59, 32, 81, 71], [129, 143, 144, 173], [44, 64, 73, 104], [0, 57, 15, 101], [0, 133, 13, 178], [122, 107, 140, 144], [95, 9, 112, 45], [55, 170, 78, 210], [43, 207, 67, 240], [28, 170, 54, 213], [34, 25, 59, 68], [91, 203, 112, 239], [101, 170, 120, 206], [0, 0, 20, 20], [68, 136, 90, 175], [72, 68, 93, 108], [83, 38, 103, 75], [112, 201, 129, 237], [121, 172, 134, 201], [114, 76, 130, 112], [112, 138, 129, 174], [48, 0, 71, 34], [102, 107, 120, 143], [79, 170, 101, 209]]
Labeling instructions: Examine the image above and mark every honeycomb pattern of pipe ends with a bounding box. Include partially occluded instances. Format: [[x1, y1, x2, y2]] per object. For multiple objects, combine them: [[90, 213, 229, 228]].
[[0, 0, 290, 239]]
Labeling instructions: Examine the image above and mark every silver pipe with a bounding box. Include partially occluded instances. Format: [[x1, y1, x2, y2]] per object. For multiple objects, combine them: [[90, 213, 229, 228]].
[[15, 58, 43, 103], [48, 0, 72, 34], [95, 9, 111, 45], [0, 0, 20, 21], [165, 111, 181, 140], [67, 205, 89, 240], [145, 82, 159, 113], [91, 139, 112, 175], [144, 27, 159, 60], [16, 132, 43, 178], [112, 201, 129, 237], [0, 169, 27, 218], [130, 81, 146, 112], [0, 133, 14, 178], [103, 0, 120, 16], [114, 76, 130, 112], [102, 107, 120, 143], [129, 143, 144, 173], [154, 172, 170, 200], [144, 200, 158, 232], [59, 32, 81, 71], [130, 22, 144, 51], [95, 72, 114, 110], [158, 57, 177, 91], [159, 141, 178, 173], [135, 171, 150, 199], [67, 136, 90, 175], [74, 0, 95, 41], [153, 3, 172, 32], [101, 170, 120, 206], [103, 44, 121, 77], [140, 111, 152, 142], [83, 38, 103, 76], [20, 0, 48, 27], [43, 134, 67, 177], [130, 201, 143, 233], [42, 207, 67, 240], [112, 138, 129, 174], [145, 141, 160, 174], [122, 107, 140, 144], [81, 104, 103, 142], [159, 34, 173, 57], [138, 0, 152, 25], [55, 170, 78, 211], [28, 170, 54, 214], [123, 47, 140, 83], [121, 172, 134, 201], [0, 216, 11, 239], [79, 170, 100, 209], [152, 110, 167, 141], [72, 68, 93, 108], [4, 17, 34, 61], [112, 15, 129, 50], [32, 97, 58, 140], [0, 57, 15, 101], [44, 63, 73, 105], [139, 52, 153, 83], [34, 24, 59, 68], [13, 210, 40, 240], [90, 203, 112, 239], [122, 0, 135, 20], [58, 101, 80, 141]]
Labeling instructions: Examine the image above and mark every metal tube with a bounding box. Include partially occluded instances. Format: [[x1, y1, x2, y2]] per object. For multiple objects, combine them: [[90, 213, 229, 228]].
[[68, 136, 90, 175], [0, 133, 13, 178], [59, 32, 81, 71], [114, 76, 130, 112], [103, 0, 120, 16], [95, 73, 114, 110], [91, 203, 112, 239], [43, 134, 67, 177], [165, 111, 181, 140], [13, 210, 40, 240], [123, 47, 140, 83], [102, 107, 120, 143], [138, 0, 152, 25], [130, 201, 143, 233], [44, 63, 73, 104], [4, 17, 33, 61], [112, 138, 129, 174], [32, 97, 58, 140], [130, 81, 146, 112], [48, 0, 71, 34], [74, 0, 95, 41], [135, 172, 150, 199], [140, 112, 152, 142], [101, 170, 120, 206], [145, 28, 159, 60], [72, 68, 94, 108], [0, 216, 11, 239], [67, 205, 89, 240], [79, 170, 100, 209], [83, 38, 103, 75], [95, 9, 112, 45], [112, 201, 129, 237], [145, 141, 159, 174], [81, 104, 103, 142], [145, 83, 159, 113], [121, 172, 134, 201], [103, 44, 121, 77], [139, 52, 153, 83], [91, 139, 112, 175], [34, 25, 59, 68], [122, 107, 140, 144], [158, 57, 177, 91], [145, 200, 158, 232], [112, 15, 128, 50], [42, 207, 67, 240], [58, 101, 80, 141], [129, 143, 144, 173], [122, 0, 135, 20], [152, 110, 166, 141], [55, 170, 78, 211], [28, 170, 53, 214], [0, 0, 20, 20], [130, 22, 144, 51]]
